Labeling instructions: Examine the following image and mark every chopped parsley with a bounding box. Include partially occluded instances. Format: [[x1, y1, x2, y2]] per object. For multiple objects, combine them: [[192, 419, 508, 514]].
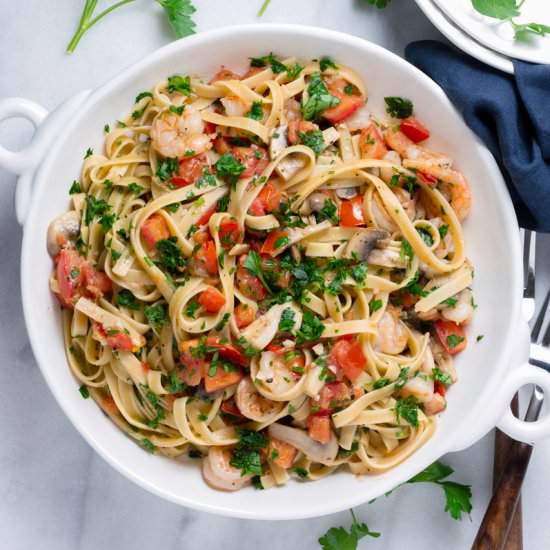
[[301, 72, 340, 121], [297, 129, 325, 156], [140, 438, 156, 453], [286, 63, 303, 81], [316, 198, 339, 224], [144, 304, 168, 330], [229, 429, 268, 476], [447, 334, 465, 348], [369, 299, 383, 313], [394, 395, 420, 428], [79, 385, 90, 399], [319, 56, 338, 72], [417, 227, 434, 247], [476, 334, 484, 342], [384, 96, 414, 118], [116, 289, 140, 310], [215, 153, 245, 188], [167, 74, 192, 95], [442, 297, 458, 307], [278, 307, 296, 332], [155, 237, 186, 272], [156, 157, 179, 182], [296, 311, 324, 344], [69, 180, 81, 194], [167, 371, 186, 394], [432, 367, 452, 385], [135, 91, 153, 103], [127, 182, 143, 195], [245, 101, 264, 121], [293, 467, 309, 479], [373, 377, 390, 389], [344, 83, 354, 96], [400, 238, 414, 265], [439, 224, 449, 239], [243, 251, 272, 293], [84, 195, 111, 225], [249, 52, 287, 73]]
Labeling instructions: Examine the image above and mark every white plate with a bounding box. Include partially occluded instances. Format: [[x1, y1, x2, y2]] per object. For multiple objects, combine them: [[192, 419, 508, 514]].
[[434, 0, 550, 64], [415, 0, 514, 73]]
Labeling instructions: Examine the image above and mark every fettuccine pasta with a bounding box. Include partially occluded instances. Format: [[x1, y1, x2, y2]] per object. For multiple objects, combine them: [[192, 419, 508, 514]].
[[47, 54, 474, 491]]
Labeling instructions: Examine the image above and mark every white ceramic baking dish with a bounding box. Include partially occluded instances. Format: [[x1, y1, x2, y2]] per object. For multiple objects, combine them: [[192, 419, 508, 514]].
[[1, 24, 550, 520]]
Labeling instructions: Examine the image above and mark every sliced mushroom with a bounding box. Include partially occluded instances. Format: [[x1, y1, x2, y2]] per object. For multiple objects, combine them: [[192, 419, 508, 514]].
[[308, 192, 329, 213], [47, 210, 81, 257], [268, 423, 338, 465], [235, 376, 285, 422], [368, 247, 408, 269], [270, 124, 289, 160], [335, 187, 359, 200], [343, 228, 389, 261]]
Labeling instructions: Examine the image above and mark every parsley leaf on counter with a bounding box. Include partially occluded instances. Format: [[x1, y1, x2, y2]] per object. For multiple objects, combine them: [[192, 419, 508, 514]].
[[68, 0, 197, 53], [362, 0, 391, 8], [319, 509, 380, 550], [407, 461, 473, 520]]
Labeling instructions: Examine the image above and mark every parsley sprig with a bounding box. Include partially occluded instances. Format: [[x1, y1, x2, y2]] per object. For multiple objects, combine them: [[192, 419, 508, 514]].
[[68, 0, 197, 53], [319, 509, 380, 550], [472, 0, 550, 40]]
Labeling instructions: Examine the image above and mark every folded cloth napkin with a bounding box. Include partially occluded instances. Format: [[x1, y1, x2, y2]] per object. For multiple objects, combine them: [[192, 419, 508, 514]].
[[405, 40, 550, 232]]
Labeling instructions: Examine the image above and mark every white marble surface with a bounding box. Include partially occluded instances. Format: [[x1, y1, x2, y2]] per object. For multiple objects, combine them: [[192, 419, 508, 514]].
[[1, 1, 550, 549]]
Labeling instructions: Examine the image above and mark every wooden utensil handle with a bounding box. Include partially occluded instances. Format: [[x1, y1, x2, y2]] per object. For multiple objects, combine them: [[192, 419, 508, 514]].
[[472, 441, 533, 550]]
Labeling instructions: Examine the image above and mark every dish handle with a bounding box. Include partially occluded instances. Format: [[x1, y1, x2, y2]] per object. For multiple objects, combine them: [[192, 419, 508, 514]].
[[0, 92, 90, 225], [496, 363, 550, 444], [0, 98, 48, 174]]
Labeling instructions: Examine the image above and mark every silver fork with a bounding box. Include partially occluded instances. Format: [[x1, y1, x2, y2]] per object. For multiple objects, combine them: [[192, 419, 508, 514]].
[[521, 229, 536, 324], [474, 286, 550, 549]]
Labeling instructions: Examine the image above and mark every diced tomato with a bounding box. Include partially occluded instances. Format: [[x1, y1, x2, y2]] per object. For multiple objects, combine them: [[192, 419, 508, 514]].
[[268, 437, 298, 469], [189, 240, 218, 277], [318, 381, 351, 410], [249, 182, 286, 216], [55, 249, 111, 308], [220, 398, 246, 418], [218, 218, 243, 250], [330, 339, 367, 382], [400, 116, 430, 143], [434, 320, 467, 355], [234, 303, 256, 328], [339, 195, 365, 227], [206, 336, 248, 367], [141, 213, 170, 250], [179, 340, 205, 386], [197, 204, 217, 226], [199, 287, 225, 313], [261, 230, 289, 256], [266, 342, 286, 354], [307, 412, 332, 444], [203, 364, 244, 393], [171, 154, 209, 188], [323, 78, 365, 124], [94, 323, 136, 352], [434, 380, 446, 396], [236, 256, 267, 300], [233, 145, 269, 179], [209, 67, 241, 84], [359, 123, 387, 160], [416, 171, 438, 187], [288, 120, 319, 145]]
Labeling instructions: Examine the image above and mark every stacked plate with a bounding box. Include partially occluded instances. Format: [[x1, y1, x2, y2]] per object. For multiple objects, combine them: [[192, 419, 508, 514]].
[[416, 0, 550, 73]]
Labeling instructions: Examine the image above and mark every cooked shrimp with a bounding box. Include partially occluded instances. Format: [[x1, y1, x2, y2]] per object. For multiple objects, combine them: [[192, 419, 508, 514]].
[[400, 376, 434, 403], [359, 123, 387, 160], [368, 247, 408, 269], [221, 95, 251, 117], [424, 393, 446, 416], [151, 108, 210, 158], [380, 150, 401, 183], [403, 158, 471, 221], [375, 306, 408, 354], [384, 129, 452, 165], [47, 210, 80, 257], [235, 376, 283, 422], [441, 288, 474, 325], [202, 447, 252, 492], [257, 351, 295, 397]]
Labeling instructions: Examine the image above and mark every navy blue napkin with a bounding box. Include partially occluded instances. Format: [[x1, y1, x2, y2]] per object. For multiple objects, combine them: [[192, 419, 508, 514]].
[[405, 40, 550, 232]]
